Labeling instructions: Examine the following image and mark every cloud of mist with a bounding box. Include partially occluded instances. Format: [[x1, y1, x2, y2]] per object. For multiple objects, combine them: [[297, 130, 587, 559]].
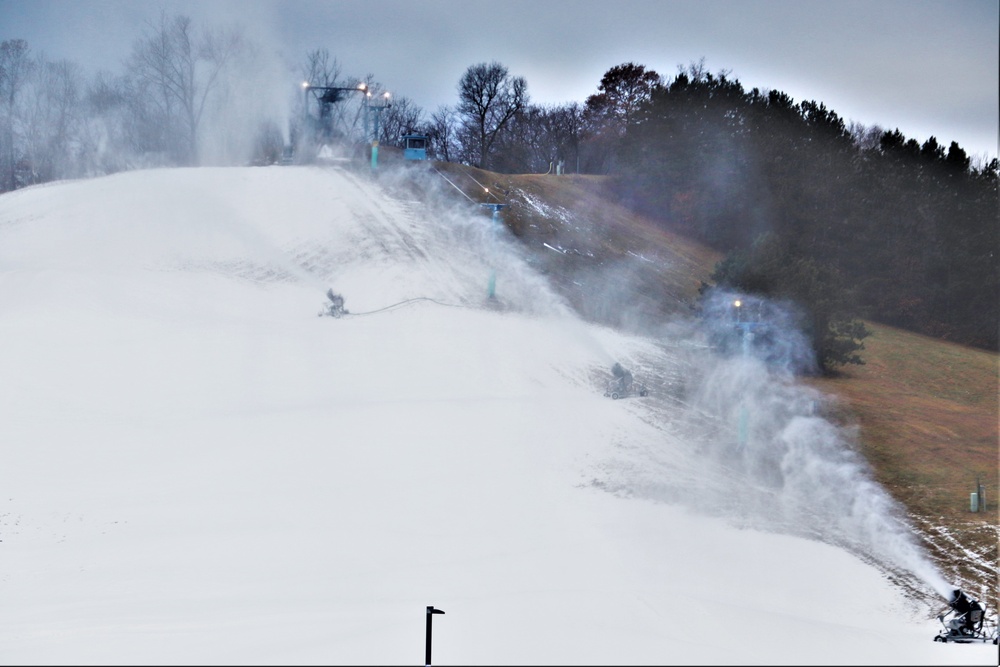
[[273, 160, 956, 605], [589, 287, 954, 603], [197, 23, 297, 166], [697, 289, 816, 375], [321, 163, 577, 319], [407, 169, 959, 605]]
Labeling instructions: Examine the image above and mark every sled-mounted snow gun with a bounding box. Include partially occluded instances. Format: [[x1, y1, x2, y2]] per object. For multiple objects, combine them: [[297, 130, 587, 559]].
[[604, 362, 647, 400], [319, 289, 348, 318], [933, 588, 998, 644]]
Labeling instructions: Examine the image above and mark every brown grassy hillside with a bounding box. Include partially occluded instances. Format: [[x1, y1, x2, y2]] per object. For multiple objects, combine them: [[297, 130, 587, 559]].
[[809, 324, 998, 610], [428, 163, 722, 325], [414, 161, 999, 607]]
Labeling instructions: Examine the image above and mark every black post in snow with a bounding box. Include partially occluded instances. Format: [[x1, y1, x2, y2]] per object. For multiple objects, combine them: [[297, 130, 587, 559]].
[[425, 605, 445, 666]]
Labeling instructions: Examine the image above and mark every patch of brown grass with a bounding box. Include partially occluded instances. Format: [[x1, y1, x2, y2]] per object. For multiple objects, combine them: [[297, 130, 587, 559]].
[[809, 323, 999, 605], [811, 324, 997, 517]]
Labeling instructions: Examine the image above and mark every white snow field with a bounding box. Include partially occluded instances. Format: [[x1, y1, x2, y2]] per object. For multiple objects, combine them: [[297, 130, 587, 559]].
[[0, 165, 993, 665]]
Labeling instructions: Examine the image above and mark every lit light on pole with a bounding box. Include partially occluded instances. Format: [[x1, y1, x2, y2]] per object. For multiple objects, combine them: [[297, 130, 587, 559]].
[[302, 81, 311, 127], [357, 83, 367, 137], [425, 606, 445, 667], [732, 296, 750, 447]]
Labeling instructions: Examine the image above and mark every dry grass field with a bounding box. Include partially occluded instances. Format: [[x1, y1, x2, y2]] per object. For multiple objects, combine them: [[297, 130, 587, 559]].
[[810, 324, 998, 609]]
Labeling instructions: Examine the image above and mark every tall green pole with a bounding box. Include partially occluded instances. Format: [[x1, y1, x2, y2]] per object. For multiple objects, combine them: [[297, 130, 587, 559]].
[[481, 203, 506, 299], [371, 107, 380, 171], [363, 99, 369, 145], [488, 207, 499, 298], [367, 94, 390, 172]]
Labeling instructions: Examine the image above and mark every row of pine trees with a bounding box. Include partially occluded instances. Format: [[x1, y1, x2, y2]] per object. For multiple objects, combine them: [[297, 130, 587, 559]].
[[585, 64, 998, 359]]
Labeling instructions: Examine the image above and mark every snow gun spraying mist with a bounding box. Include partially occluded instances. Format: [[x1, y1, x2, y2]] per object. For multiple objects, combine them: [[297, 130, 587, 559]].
[[669, 289, 967, 603], [933, 588, 999, 644]]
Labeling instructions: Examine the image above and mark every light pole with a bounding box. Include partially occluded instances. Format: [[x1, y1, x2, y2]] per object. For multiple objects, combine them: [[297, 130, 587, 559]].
[[480, 202, 507, 299], [425, 606, 445, 667], [366, 90, 392, 171]]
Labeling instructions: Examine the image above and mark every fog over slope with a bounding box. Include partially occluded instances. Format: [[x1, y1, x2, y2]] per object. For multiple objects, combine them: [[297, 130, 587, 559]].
[[0, 165, 991, 665]]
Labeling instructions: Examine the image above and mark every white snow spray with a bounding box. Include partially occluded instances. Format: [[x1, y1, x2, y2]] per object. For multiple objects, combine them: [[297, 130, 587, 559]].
[[595, 288, 955, 602], [704, 291, 956, 596], [375, 166, 956, 603]]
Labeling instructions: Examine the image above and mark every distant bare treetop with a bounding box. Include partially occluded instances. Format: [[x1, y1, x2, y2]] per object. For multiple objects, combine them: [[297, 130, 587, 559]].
[[456, 61, 528, 169]]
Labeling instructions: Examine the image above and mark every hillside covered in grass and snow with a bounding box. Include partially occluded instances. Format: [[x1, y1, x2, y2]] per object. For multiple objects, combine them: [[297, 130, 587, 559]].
[[0, 164, 994, 665]]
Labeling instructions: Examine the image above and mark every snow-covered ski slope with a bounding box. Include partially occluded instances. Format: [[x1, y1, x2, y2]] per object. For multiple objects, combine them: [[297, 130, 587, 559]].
[[0, 166, 992, 665]]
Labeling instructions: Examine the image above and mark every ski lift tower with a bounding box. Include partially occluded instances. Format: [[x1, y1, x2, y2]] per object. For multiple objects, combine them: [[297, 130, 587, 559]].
[[301, 81, 368, 143]]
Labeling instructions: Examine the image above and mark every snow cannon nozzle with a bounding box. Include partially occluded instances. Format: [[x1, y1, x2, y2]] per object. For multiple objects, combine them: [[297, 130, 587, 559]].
[[947, 588, 976, 613], [933, 588, 998, 644]]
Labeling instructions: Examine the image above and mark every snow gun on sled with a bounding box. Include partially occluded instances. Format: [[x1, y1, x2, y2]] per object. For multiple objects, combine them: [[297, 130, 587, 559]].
[[604, 362, 647, 400], [319, 289, 348, 318], [933, 588, 998, 644]]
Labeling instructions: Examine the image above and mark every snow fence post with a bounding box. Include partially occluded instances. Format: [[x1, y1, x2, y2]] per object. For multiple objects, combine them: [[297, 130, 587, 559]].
[[425, 605, 445, 666]]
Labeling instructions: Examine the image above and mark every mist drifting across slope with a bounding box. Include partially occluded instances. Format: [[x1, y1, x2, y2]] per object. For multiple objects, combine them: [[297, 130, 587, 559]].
[[487, 173, 964, 603], [586, 288, 954, 602], [0, 164, 990, 664]]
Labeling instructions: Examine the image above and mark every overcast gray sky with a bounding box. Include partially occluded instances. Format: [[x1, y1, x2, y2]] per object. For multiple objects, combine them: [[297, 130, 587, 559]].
[[2, 0, 997, 161]]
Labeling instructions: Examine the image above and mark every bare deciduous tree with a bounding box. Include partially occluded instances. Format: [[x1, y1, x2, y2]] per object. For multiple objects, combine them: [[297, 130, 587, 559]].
[[456, 61, 527, 169], [378, 95, 423, 146], [0, 38, 34, 190], [483, 101, 586, 174], [302, 48, 342, 88], [427, 105, 458, 162], [22, 57, 82, 183], [127, 12, 244, 164], [848, 121, 884, 152], [79, 70, 137, 173]]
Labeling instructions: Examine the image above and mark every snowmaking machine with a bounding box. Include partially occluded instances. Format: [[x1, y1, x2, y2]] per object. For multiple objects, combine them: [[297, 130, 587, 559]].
[[933, 588, 998, 644], [318, 289, 348, 318], [604, 362, 648, 400]]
